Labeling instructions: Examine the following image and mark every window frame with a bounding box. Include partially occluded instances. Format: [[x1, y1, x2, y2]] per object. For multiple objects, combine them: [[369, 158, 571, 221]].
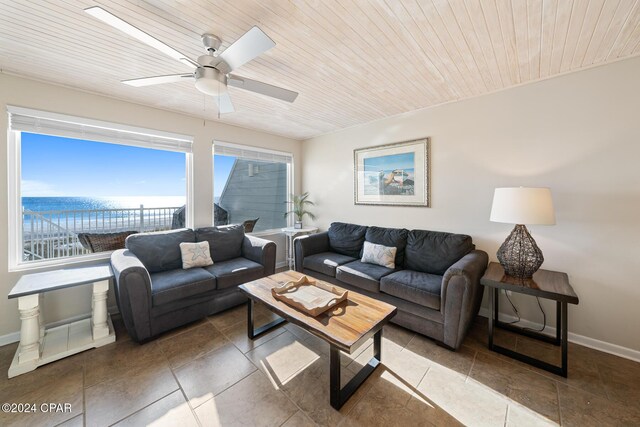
[[212, 140, 294, 234], [7, 109, 194, 272]]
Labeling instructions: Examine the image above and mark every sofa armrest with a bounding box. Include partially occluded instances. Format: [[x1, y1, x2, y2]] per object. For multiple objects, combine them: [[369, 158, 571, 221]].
[[440, 250, 489, 349], [294, 231, 330, 272], [110, 249, 153, 342], [241, 235, 277, 276]]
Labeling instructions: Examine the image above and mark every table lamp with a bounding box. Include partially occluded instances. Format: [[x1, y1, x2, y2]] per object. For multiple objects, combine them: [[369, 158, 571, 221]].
[[490, 187, 556, 278]]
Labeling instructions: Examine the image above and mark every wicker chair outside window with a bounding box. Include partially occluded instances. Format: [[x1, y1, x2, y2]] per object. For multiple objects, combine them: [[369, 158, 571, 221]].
[[242, 218, 259, 233], [77, 231, 138, 253]]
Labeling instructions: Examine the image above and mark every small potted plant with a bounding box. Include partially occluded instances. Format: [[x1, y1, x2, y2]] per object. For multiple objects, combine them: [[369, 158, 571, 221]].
[[285, 192, 316, 229]]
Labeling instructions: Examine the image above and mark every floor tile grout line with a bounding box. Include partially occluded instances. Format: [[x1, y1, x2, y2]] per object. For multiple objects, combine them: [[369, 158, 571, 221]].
[[156, 319, 210, 343], [594, 361, 614, 402], [277, 410, 298, 427], [82, 357, 86, 427], [407, 364, 431, 405], [274, 368, 317, 427], [102, 339, 182, 426], [160, 329, 232, 371], [464, 349, 479, 382], [106, 388, 180, 427], [555, 380, 563, 426], [217, 319, 288, 356], [188, 354, 259, 412], [169, 359, 203, 427], [83, 340, 163, 391], [473, 330, 636, 418]]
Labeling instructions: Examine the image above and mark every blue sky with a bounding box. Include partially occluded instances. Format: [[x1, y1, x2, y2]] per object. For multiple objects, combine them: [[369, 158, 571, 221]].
[[21, 132, 186, 197], [213, 154, 235, 198], [363, 152, 415, 171]]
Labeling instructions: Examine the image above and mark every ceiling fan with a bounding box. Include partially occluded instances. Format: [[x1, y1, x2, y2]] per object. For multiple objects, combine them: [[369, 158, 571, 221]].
[[84, 6, 298, 114]]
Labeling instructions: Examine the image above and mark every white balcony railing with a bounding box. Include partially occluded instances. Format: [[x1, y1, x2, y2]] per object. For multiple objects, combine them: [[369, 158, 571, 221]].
[[22, 205, 181, 261]]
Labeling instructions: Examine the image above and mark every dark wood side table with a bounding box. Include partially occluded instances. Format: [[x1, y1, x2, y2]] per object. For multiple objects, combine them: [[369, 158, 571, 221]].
[[480, 262, 579, 377]]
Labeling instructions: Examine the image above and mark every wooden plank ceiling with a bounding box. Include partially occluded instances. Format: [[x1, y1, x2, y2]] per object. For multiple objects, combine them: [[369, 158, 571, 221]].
[[1, 1, 640, 140]]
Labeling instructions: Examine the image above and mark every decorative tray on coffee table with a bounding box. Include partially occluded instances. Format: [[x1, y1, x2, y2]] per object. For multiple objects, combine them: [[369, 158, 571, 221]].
[[271, 275, 348, 316]]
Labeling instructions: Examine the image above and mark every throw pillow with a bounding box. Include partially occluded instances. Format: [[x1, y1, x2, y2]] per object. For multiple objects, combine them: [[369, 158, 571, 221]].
[[361, 241, 397, 269], [180, 241, 214, 269]]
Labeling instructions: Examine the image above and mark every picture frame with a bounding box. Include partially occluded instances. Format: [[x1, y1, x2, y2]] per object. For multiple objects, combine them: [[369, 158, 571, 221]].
[[354, 138, 430, 207]]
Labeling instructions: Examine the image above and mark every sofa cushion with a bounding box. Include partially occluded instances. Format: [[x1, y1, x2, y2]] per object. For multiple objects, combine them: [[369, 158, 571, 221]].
[[365, 226, 408, 267], [204, 257, 264, 290], [405, 230, 474, 275], [195, 224, 245, 262], [150, 267, 216, 306], [126, 228, 196, 273], [361, 241, 397, 269], [328, 222, 368, 258], [336, 260, 394, 293], [303, 252, 357, 277], [380, 270, 442, 310]]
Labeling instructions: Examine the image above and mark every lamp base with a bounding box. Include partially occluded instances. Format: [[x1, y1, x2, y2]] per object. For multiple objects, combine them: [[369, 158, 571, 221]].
[[497, 224, 544, 279]]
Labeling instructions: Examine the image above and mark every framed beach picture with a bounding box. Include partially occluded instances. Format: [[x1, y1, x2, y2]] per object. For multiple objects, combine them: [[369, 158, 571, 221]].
[[354, 138, 430, 207]]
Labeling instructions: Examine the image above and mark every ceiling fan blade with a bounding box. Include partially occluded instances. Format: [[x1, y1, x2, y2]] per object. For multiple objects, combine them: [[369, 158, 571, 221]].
[[215, 92, 235, 114], [122, 74, 194, 87], [219, 27, 275, 72], [84, 6, 198, 69], [227, 75, 298, 102]]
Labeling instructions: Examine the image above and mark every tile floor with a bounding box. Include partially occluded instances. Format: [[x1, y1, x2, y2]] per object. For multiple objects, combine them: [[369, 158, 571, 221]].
[[1, 304, 639, 427]]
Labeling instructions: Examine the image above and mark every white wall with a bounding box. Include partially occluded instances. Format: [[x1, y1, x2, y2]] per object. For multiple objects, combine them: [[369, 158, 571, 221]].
[[302, 57, 640, 355], [0, 73, 301, 340]]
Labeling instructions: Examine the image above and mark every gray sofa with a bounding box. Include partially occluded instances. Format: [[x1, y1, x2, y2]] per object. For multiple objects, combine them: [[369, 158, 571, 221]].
[[294, 222, 488, 350], [111, 225, 276, 342]]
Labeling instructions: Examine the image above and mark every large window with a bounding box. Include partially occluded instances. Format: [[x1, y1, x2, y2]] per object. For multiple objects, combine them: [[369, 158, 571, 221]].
[[213, 142, 292, 233], [8, 107, 192, 269]]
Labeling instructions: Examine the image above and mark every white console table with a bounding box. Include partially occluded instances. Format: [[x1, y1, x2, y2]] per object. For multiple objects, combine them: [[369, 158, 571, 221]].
[[7, 263, 116, 378], [282, 227, 318, 269]]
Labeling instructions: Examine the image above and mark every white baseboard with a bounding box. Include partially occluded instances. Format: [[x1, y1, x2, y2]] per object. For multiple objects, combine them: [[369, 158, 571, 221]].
[[0, 305, 120, 347], [478, 307, 640, 363], [0, 331, 20, 347]]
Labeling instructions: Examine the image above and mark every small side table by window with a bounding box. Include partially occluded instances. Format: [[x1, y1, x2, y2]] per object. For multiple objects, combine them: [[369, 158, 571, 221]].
[[480, 262, 579, 377], [7, 263, 116, 378], [282, 227, 318, 269]]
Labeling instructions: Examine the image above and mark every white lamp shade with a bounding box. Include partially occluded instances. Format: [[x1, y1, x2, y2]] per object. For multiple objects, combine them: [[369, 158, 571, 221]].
[[490, 187, 556, 225]]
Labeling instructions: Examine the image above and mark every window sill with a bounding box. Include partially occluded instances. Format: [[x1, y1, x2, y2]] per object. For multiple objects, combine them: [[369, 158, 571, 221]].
[[10, 252, 112, 273], [10, 230, 288, 272], [248, 229, 289, 238]]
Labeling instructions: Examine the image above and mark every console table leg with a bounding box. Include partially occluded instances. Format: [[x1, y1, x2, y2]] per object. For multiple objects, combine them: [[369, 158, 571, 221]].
[[91, 280, 110, 340], [561, 301, 568, 377], [17, 294, 41, 364], [488, 288, 495, 349], [288, 234, 294, 270], [38, 293, 45, 343]]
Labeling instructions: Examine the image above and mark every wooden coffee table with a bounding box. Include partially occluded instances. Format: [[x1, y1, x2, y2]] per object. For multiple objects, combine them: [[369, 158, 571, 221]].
[[239, 270, 397, 409]]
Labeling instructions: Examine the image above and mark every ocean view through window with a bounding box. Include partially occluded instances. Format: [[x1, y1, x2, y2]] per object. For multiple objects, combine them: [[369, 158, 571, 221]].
[[20, 133, 186, 262], [8, 107, 192, 269], [214, 143, 292, 233]]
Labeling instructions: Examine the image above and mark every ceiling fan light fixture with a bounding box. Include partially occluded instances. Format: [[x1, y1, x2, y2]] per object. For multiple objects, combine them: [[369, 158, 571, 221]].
[[194, 67, 227, 96]]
